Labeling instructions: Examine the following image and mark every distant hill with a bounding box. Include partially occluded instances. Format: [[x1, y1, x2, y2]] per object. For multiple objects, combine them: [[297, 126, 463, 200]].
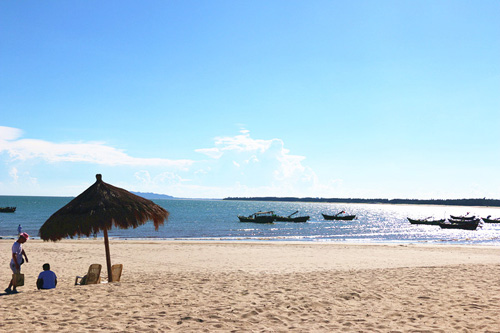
[[132, 192, 175, 200]]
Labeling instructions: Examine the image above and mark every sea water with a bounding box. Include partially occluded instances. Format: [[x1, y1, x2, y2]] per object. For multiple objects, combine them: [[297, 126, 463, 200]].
[[0, 196, 499, 245]]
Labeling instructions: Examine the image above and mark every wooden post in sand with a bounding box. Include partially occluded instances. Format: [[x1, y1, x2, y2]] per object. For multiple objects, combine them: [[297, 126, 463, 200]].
[[103, 228, 113, 282]]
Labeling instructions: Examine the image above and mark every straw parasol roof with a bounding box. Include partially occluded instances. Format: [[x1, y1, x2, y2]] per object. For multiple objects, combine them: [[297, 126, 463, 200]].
[[39, 174, 169, 281]]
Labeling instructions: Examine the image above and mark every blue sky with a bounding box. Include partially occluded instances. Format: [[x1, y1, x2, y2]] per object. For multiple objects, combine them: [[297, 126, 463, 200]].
[[1, 1, 499, 199]]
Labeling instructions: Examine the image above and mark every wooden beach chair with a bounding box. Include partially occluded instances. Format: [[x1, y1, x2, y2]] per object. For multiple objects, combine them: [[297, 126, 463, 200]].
[[75, 264, 102, 285], [98, 264, 123, 284], [111, 264, 123, 282]]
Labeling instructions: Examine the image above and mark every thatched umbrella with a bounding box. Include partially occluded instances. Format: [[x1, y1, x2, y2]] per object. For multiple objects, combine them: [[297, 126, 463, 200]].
[[39, 174, 169, 282]]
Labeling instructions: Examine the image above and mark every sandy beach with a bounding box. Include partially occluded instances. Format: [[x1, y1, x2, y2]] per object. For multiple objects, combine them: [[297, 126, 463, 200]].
[[1, 240, 499, 332]]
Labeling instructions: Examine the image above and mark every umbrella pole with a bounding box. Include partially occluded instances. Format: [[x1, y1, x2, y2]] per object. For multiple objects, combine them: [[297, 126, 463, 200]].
[[103, 228, 113, 282]]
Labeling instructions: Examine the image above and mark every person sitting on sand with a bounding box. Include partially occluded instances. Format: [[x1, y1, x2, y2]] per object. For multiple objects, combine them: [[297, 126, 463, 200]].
[[5, 232, 29, 294], [37, 263, 57, 290]]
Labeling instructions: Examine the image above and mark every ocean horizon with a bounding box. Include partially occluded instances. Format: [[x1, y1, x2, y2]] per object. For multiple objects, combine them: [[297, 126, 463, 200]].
[[1, 195, 499, 245]]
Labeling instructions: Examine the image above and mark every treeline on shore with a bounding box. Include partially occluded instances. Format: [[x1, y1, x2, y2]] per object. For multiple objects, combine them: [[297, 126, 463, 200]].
[[223, 197, 500, 207]]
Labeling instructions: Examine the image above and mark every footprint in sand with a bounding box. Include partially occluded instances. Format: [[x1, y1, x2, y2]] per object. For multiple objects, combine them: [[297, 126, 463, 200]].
[[242, 310, 259, 318]]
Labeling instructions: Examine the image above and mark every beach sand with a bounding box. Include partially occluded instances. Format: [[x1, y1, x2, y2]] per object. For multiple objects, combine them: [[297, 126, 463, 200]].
[[1, 240, 499, 332]]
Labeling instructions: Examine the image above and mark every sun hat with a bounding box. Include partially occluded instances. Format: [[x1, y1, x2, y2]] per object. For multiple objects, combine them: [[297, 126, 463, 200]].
[[20, 232, 29, 239]]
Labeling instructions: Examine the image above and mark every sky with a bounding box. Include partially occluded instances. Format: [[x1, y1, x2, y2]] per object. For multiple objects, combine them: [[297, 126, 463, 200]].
[[0, 1, 499, 199]]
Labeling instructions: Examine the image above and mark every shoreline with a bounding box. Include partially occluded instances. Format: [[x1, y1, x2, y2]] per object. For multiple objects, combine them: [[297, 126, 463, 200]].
[[2, 236, 500, 246], [2, 237, 500, 245]]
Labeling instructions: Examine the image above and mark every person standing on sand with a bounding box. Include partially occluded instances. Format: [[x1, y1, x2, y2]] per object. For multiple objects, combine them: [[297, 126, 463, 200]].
[[5, 232, 29, 294]]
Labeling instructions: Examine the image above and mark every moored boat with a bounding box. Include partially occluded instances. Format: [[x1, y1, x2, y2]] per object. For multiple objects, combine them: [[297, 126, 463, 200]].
[[449, 214, 476, 220], [439, 219, 480, 230], [322, 211, 356, 221], [448, 217, 480, 224], [482, 216, 500, 223], [0, 207, 16, 213], [275, 215, 310, 222], [238, 211, 275, 223], [407, 217, 445, 225], [274, 210, 310, 222]]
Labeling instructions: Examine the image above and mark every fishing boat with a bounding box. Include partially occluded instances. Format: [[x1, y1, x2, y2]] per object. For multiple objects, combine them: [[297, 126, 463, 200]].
[[238, 211, 275, 223], [448, 217, 480, 224], [322, 211, 356, 221], [407, 217, 445, 225], [447, 217, 481, 226], [449, 214, 476, 220], [0, 207, 16, 213], [274, 211, 310, 222], [438, 219, 480, 230], [482, 216, 500, 223]]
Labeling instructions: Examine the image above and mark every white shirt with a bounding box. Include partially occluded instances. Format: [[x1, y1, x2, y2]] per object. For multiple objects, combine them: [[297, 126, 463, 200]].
[[11, 241, 23, 265]]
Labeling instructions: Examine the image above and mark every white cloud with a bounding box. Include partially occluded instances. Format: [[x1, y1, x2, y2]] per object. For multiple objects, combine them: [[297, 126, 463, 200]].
[[193, 130, 332, 197], [130, 170, 190, 195], [134, 170, 152, 183], [156, 171, 188, 184], [246, 155, 259, 164], [135, 170, 187, 186], [214, 133, 273, 153], [0, 126, 193, 169], [0, 126, 342, 198], [9, 167, 19, 182], [4, 168, 39, 190], [194, 147, 223, 159], [0, 126, 23, 141], [194, 168, 210, 175], [196, 131, 277, 160]]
